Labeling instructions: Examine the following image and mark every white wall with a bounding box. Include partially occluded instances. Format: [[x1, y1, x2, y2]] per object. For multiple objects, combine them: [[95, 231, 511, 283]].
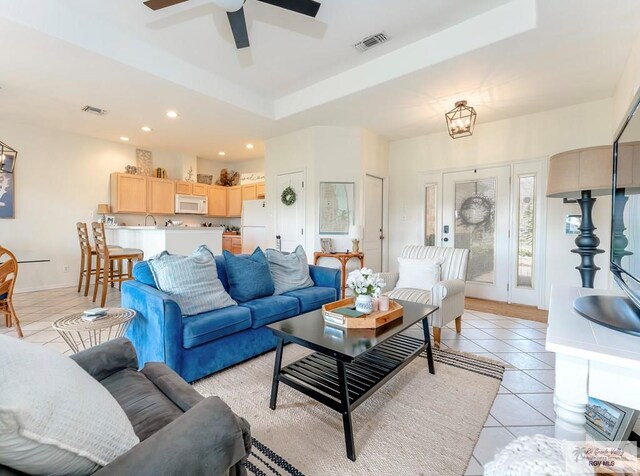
[[264, 126, 389, 272], [614, 32, 640, 130], [388, 99, 615, 308]]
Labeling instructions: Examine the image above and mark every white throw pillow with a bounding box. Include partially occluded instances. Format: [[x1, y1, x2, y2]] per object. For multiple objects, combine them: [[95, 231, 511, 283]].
[[395, 257, 444, 291], [0, 335, 139, 475]]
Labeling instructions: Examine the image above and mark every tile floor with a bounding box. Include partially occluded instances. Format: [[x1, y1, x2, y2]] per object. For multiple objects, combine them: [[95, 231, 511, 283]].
[[3, 287, 556, 475]]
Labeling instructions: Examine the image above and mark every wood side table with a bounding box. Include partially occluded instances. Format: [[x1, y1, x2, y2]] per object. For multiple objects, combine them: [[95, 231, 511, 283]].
[[313, 252, 364, 298], [52, 308, 136, 353]]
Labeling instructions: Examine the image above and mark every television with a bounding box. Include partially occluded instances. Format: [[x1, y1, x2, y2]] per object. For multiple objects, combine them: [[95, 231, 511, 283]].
[[573, 91, 640, 335]]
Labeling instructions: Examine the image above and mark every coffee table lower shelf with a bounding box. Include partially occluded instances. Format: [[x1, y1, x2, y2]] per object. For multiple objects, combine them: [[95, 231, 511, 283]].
[[269, 333, 433, 461]]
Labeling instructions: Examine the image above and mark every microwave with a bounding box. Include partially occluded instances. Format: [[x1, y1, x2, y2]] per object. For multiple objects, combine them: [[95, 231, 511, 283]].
[[175, 195, 208, 215]]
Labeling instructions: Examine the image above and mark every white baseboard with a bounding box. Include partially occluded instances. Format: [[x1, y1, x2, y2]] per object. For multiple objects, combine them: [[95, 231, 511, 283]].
[[14, 281, 78, 294]]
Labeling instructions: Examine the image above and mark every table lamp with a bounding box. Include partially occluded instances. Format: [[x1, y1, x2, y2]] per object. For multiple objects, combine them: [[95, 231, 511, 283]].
[[349, 225, 363, 253], [97, 204, 110, 223], [547, 146, 612, 288]]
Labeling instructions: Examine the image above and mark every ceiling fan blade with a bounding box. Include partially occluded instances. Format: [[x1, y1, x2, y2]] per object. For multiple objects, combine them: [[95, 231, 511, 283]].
[[227, 7, 250, 49], [256, 0, 321, 17], [143, 0, 188, 11]]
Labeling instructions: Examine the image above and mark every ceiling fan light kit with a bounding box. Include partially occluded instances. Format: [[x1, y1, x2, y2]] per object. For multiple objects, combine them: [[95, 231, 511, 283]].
[[0, 141, 17, 174], [144, 0, 321, 49], [445, 100, 477, 139]]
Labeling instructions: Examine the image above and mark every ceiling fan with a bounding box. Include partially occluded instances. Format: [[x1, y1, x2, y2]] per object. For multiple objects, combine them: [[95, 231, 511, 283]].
[[143, 0, 322, 49]]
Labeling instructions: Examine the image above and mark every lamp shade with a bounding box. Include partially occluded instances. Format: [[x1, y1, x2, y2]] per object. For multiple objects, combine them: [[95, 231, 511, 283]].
[[97, 204, 110, 214], [547, 146, 614, 198], [349, 225, 363, 240]]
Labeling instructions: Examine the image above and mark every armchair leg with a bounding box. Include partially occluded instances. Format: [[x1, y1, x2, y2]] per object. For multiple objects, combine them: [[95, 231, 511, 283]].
[[455, 316, 462, 334], [433, 327, 441, 349]]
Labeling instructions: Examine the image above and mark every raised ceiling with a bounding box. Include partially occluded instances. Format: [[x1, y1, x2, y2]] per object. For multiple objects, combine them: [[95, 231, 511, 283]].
[[0, 0, 639, 160]]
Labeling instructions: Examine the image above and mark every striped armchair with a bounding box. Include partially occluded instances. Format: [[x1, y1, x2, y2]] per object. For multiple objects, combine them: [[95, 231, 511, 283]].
[[378, 245, 469, 347]]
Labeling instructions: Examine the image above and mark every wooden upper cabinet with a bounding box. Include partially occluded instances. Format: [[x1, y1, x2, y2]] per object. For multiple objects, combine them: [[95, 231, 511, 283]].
[[226, 186, 242, 217], [256, 182, 265, 198], [192, 183, 207, 196], [241, 184, 258, 201], [175, 181, 192, 195], [110, 173, 147, 214], [147, 177, 175, 214], [207, 185, 227, 217]]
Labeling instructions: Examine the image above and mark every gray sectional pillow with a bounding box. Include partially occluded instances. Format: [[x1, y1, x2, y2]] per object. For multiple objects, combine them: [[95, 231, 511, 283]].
[[148, 245, 236, 316], [266, 245, 314, 295]]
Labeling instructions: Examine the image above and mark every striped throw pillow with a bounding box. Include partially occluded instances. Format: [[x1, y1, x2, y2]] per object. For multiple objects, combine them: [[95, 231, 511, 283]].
[[266, 245, 314, 295]]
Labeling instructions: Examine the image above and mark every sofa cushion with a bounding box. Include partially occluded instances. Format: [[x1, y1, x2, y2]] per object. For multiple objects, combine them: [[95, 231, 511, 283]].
[[148, 245, 236, 316], [182, 305, 252, 349], [223, 247, 275, 303], [0, 335, 139, 475], [386, 288, 432, 305], [100, 368, 184, 441], [266, 245, 314, 295], [133, 261, 157, 288], [240, 295, 300, 328], [283, 286, 337, 313]]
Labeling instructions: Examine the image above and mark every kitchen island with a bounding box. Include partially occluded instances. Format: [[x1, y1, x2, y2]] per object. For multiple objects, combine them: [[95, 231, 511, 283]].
[[105, 226, 224, 259]]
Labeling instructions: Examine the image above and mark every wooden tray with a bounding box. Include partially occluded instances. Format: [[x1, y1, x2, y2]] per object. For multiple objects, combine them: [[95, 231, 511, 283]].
[[322, 298, 403, 329]]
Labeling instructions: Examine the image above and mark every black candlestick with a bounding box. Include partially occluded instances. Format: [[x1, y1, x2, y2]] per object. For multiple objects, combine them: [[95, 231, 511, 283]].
[[571, 190, 605, 288]]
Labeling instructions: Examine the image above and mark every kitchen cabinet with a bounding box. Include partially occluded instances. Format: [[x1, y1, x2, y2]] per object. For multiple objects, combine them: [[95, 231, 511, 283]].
[[207, 185, 227, 217], [222, 235, 242, 254], [226, 186, 242, 217], [175, 182, 192, 195], [110, 173, 147, 214], [241, 181, 265, 201], [147, 177, 175, 214], [192, 183, 207, 196]]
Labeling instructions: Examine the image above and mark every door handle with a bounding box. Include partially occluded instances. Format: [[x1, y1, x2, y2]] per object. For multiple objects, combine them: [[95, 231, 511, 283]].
[[443, 237, 449, 242]]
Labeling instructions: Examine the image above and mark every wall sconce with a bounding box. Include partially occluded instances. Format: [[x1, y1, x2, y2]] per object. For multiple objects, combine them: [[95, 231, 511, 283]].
[[0, 141, 17, 173], [445, 100, 477, 139]]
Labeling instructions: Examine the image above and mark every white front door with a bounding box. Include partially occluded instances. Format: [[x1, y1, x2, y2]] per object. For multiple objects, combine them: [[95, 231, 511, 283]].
[[364, 175, 384, 272], [442, 166, 511, 302], [276, 171, 305, 252]]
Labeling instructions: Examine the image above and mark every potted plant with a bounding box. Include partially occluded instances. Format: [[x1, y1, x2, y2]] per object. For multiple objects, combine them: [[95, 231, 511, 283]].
[[346, 268, 385, 314]]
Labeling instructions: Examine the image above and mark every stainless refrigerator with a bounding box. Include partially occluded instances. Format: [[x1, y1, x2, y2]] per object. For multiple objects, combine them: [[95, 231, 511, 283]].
[[241, 199, 267, 253]]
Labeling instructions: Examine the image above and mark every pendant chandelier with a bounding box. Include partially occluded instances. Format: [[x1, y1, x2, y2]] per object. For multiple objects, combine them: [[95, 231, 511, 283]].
[[445, 100, 477, 139], [0, 141, 17, 173]]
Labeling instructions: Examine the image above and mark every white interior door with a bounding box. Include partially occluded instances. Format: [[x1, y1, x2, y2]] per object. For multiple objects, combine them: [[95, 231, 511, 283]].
[[364, 175, 384, 271], [442, 166, 511, 302], [276, 171, 305, 252]]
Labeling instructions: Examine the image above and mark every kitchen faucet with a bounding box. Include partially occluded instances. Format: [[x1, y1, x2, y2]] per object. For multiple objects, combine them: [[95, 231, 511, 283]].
[[144, 214, 157, 226]]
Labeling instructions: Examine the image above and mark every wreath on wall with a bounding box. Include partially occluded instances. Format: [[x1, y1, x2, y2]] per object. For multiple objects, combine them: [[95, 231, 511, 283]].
[[281, 186, 297, 206]]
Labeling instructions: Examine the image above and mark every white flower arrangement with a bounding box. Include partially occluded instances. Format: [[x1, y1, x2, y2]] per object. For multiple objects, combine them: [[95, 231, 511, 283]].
[[346, 267, 385, 297]]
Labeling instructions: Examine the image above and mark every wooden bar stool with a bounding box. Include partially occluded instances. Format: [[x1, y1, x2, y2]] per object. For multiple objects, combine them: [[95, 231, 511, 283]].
[[91, 222, 144, 307], [76, 223, 122, 297], [0, 246, 22, 338]]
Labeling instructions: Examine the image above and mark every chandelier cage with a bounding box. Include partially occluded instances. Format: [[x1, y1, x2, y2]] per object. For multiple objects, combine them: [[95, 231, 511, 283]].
[[445, 100, 477, 139], [0, 141, 17, 173]]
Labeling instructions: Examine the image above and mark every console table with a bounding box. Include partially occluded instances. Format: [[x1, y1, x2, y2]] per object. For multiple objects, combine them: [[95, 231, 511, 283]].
[[313, 252, 364, 298], [547, 286, 640, 442]]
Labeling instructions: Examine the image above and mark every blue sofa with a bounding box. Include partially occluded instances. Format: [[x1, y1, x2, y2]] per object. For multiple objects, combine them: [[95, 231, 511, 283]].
[[121, 255, 341, 383]]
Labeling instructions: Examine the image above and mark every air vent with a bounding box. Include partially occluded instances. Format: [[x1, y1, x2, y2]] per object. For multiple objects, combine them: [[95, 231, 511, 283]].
[[353, 32, 389, 52], [81, 105, 108, 116]]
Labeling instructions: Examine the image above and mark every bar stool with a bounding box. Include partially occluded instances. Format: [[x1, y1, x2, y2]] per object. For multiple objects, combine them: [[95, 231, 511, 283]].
[[91, 222, 144, 307], [76, 223, 122, 297], [0, 246, 22, 338]]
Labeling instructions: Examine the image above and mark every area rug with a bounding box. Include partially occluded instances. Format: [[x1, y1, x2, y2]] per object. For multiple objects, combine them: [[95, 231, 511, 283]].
[[193, 347, 505, 476]]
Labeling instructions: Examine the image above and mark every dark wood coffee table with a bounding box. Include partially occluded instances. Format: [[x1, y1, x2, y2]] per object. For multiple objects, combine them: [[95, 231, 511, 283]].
[[267, 300, 438, 461]]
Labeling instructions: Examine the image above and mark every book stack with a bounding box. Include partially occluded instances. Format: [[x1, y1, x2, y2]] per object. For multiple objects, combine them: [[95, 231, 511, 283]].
[[82, 308, 109, 321]]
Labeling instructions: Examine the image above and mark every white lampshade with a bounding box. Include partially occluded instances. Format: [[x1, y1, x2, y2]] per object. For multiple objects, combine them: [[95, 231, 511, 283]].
[[349, 225, 363, 240]]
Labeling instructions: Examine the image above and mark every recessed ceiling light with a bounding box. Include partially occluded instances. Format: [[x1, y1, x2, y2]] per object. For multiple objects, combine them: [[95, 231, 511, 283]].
[[218, 151, 226, 156], [246, 143, 254, 149], [166, 110, 179, 119], [141, 126, 152, 132], [120, 136, 130, 142]]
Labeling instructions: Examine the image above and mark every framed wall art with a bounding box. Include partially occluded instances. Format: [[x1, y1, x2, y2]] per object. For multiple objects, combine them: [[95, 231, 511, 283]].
[[0, 171, 15, 219], [319, 182, 354, 235], [585, 397, 638, 446]]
